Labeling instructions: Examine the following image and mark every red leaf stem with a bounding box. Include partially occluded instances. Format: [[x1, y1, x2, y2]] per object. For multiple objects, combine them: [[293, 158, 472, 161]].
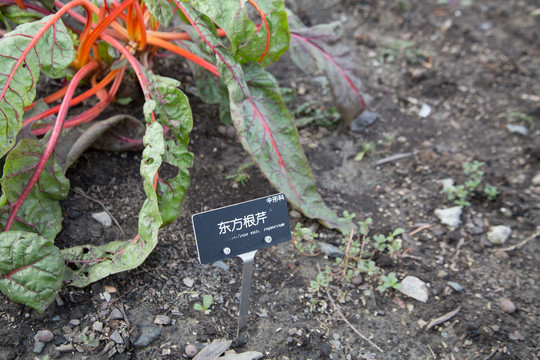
[[248, 0, 271, 63], [4, 61, 99, 231], [22, 69, 120, 128], [31, 65, 125, 135]]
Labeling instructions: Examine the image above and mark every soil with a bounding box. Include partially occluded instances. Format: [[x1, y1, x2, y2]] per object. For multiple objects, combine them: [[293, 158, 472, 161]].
[[1, 0, 540, 359]]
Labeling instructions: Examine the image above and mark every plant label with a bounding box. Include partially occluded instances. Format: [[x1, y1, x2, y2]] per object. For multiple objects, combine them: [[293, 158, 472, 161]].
[[192, 193, 292, 264]]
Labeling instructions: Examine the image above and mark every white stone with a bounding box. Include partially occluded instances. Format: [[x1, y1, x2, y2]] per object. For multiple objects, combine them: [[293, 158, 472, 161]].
[[398, 276, 429, 303], [487, 225, 511, 245], [532, 172, 540, 186], [506, 123, 528, 135], [434, 206, 462, 227], [418, 103, 432, 118], [183, 278, 194, 287], [91, 211, 112, 227], [440, 178, 455, 192]]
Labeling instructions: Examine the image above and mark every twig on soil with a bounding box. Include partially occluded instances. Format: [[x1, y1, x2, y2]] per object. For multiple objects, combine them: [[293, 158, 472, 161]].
[[496, 230, 540, 252], [408, 223, 433, 237], [485, 349, 499, 360], [71, 187, 125, 236], [374, 150, 418, 166], [425, 306, 461, 330], [326, 289, 384, 353]]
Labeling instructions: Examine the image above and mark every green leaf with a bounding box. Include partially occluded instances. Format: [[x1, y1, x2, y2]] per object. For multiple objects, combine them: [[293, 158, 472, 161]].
[[0, 137, 70, 241], [0, 231, 65, 313], [194, 303, 203, 312], [189, 0, 289, 66], [202, 294, 213, 309], [1, 5, 43, 24], [287, 11, 367, 123], [230, 63, 351, 233], [62, 122, 165, 287], [146, 0, 174, 26], [0, 15, 74, 157], [142, 70, 194, 226]]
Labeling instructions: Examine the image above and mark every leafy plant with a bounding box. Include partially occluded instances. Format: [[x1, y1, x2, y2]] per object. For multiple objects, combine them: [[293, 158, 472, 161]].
[[225, 162, 253, 185], [377, 272, 401, 293], [81, 333, 99, 350], [292, 222, 319, 256], [0, 0, 369, 311], [292, 101, 340, 128], [336, 214, 405, 291], [442, 160, 498, 207], [379, 39, 427, 64], [194, 294, 213, 314], [484, 186, 500, 201], [354, 141, 375, 161], [309, 266, 332, 292]]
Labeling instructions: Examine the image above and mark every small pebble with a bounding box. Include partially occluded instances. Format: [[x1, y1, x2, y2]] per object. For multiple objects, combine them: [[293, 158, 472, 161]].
[[418, 103, 432, 118], [319, 243, 344, 258], [109, 308, 124, 320], [154, 315, 171, 325], [110, 330, 124, 344], [36, 330, 54, 343], [494, 250, 509, 261], [351, 276, 363, 286], [33, 341, 46, 354], [69, 319, 80, 326], [183, 278, 194, 287], [91, 211, 112, 227], [500, 298, 516, 313], [92, 321, 103, 333], [487, 225, 511, 245], [435, 207, 462, 228], [185, 344, 198, 357], [447, 281, 464, 292]]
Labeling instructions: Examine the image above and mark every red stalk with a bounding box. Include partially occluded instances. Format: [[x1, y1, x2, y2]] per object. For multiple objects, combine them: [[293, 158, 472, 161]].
[[22, 69, 120, 128], [4, 61, 99, 231], [248, 0, 271, 63]]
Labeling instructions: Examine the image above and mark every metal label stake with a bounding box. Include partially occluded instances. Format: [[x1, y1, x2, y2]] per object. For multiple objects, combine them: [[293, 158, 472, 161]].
[[191, 194, 292, 344], [237, 250, 257, 344]]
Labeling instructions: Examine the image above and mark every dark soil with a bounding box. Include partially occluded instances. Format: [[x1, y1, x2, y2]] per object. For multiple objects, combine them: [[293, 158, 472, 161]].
[[1, 0, 539, 359]]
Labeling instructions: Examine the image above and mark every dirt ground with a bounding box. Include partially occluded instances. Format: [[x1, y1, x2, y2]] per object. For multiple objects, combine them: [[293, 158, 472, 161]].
[[1, 0, 539, 359]]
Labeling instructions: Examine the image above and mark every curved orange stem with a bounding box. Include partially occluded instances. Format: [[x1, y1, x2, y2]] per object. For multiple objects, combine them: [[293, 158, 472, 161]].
[[78, 0, 137, 65], [147, 28, 227, 41], [146, 35, 218, 76], [23, 70, 119, 128]]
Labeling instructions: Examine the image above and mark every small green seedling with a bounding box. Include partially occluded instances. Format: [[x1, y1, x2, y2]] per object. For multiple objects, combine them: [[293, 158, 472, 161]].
[[358, 259, 380, 276], [292, 223, 319, 255], [484, 186, 500, 201], [194, 294, 213, 314], [377, 272, 401, 293], [309, 266, 333, 292], [372, 228, 404, 254], [354, 141, 376, 161], [293, 100, 340, 128], [225, 163, 253, 185], [81, 333, 99, 349]]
